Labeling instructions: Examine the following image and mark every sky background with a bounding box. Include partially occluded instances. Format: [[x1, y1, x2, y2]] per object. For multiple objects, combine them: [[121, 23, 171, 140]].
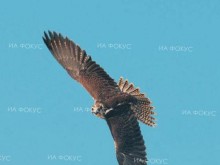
[[0, 0, 220, 165]]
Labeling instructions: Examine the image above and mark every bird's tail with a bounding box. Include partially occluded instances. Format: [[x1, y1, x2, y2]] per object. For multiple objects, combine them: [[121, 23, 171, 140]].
[[118, 77, 156, 127]]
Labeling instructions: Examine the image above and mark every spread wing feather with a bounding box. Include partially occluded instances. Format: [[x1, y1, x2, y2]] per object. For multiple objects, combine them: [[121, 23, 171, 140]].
[[106, 104, 147, 165], [43, 31, 120, 101]]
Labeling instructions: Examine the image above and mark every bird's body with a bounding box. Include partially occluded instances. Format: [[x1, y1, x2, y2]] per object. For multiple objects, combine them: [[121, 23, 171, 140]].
[[43, 31, 156, 165], [92, 92, 136, 119]]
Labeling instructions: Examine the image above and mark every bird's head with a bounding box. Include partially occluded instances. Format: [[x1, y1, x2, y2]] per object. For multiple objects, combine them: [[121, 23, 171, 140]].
[[92, 101, 113, 119], [92, 101, 106, 119]]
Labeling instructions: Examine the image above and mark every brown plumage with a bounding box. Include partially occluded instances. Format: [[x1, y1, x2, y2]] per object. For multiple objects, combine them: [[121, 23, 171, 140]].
[[43, 31, 156, 165], [118, 78, 156, 127]]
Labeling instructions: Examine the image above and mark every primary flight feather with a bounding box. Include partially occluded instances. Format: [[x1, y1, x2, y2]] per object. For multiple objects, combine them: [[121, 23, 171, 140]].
[[43, 31, 156, 165]]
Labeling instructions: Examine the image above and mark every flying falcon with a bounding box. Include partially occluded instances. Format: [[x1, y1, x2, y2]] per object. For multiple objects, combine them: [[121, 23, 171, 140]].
[[43, 31, 156, 165]]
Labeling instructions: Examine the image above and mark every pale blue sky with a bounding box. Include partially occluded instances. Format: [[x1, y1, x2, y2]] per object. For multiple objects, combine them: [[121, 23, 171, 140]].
[[0, 0, 220, 164]]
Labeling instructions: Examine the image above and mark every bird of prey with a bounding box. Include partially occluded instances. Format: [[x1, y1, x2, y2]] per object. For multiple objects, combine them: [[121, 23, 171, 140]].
[[43, 31, 156, 165]]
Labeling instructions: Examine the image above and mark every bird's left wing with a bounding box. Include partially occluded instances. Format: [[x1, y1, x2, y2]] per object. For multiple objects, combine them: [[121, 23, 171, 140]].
[[106, 104, 147, 165], [43, 31, 121, 101]]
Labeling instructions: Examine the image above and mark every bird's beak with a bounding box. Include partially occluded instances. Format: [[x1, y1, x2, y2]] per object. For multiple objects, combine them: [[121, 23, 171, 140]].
[[92, 107, 98, 115]]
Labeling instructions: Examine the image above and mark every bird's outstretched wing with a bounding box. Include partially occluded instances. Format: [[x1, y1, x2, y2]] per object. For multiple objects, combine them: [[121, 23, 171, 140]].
[[106, 104, 147, 165], [43, 31, 120, 101]]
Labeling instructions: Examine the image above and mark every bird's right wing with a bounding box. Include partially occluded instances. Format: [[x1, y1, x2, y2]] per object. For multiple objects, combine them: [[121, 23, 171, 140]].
[[43, 31, 121, 101], [106, 104, 147, 165]]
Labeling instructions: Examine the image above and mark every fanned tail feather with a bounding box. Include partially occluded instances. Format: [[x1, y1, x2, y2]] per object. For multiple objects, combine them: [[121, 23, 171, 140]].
[[118, 77, 156, 127]]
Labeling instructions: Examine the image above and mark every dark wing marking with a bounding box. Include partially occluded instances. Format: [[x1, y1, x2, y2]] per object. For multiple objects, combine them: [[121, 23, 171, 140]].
[[118, 77, 156, 127], [106, 104, 147, 165], [43, 31, 121, 101]]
